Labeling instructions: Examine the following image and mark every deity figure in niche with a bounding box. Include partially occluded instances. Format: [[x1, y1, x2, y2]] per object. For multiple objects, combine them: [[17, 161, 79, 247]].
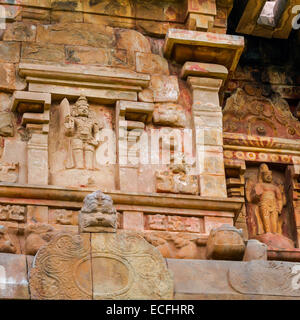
[[64, 96, 102, 170], [246, 163, 284, 235]]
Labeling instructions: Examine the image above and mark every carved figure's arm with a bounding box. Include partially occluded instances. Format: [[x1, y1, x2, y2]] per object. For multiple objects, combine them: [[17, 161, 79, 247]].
[[275, 187, 283, 214]]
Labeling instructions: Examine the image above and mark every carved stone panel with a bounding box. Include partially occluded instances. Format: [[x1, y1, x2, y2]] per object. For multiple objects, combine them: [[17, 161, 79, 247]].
[[29, 233, 92, 300], [29, 231, 173, 300], [91, 231, 173, 300], [0, 162, 19, 183], [0, 112, 14, 137]]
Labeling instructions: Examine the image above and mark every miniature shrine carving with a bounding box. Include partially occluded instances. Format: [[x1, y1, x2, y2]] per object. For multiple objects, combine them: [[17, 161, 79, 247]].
[[79, 190, 118, 233], [64, 96, 102, 170], [0, 205, 25, 222], [0, 163, 19, 183]]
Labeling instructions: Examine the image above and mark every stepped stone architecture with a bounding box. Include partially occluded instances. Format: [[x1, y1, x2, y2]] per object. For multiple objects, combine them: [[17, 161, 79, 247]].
[[0, 0, 299, 300]]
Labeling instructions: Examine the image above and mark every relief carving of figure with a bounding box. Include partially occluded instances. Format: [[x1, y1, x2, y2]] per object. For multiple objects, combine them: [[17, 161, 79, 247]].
[[246, 163, 284, 235], [64, 96, 102, 170], [0, 225, 16, 254], [79, 190, 118, 233]]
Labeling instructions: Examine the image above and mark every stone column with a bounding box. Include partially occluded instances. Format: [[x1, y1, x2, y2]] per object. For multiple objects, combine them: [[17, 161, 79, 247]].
[[186, 65, 228, 198]]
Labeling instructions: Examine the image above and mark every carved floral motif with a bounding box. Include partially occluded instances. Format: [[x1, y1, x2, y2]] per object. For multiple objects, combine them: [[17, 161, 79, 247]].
[[223, 88, 300, 139]]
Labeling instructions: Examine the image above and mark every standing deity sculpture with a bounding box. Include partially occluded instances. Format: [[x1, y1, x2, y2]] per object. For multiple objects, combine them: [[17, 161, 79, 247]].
[[246, 163, 284, 235], [64, 96, 102, 170]]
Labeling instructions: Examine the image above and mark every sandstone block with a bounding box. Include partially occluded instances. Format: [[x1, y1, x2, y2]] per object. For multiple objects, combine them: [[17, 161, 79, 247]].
[[136, 52, 169, 75], [3, 22, 36, 41], [0, 42, 20, 63], [65, 46, 109, 66], [243, 239, 268, 261], [0, 253, 29, 299], [51, 10, 83, 23], [27, 205, 48, 224], [83, 0, 134, 17], [123, 211, 144, 231], [36, 23, 115, 48], [0, 63, 26, 91], [199, 174, 227, 197], [150, 75, 179, 103], [116, 29, 151, 53], [204, 216, 233, 234], [51, 0, 83, 11], [21, 43, 65, 63]]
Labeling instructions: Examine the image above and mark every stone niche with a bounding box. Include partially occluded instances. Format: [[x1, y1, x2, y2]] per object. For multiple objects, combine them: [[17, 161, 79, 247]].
[[245, 162, 297, 249], [49, 96, 116, 189]]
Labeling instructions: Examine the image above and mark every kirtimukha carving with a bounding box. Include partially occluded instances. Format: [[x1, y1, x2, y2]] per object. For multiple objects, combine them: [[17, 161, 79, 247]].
[[153, 103, 186, 127], [25, 223, 56, 256], [156, 155, 198, 195], [0, 112, 14, 137], [64, 96, 102, 170], [0, 225, 16, 254], [246, 163, 284, 235], [79, 190, 118, 233], [0, 162, 19, 183]]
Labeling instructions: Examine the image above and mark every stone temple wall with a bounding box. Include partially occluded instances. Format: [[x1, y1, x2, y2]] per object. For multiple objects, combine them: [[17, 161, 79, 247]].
[[0, 0, 299, 299]]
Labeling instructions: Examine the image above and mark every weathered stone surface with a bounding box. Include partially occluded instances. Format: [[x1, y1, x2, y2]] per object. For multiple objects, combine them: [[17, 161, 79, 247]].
[[36, 23, 115, 48], [91, 231, 173, 299], [136, 52, 169, 75], [243, 239, 268, 261], [206, 224, 245, 260], [27, 205, 48, 224], [0, 253, 29, 299], [123, 211, 144, 231], [3, 22, 37, 41], [29, 233, 92, 300], [0, 225, 16, 253], [21, 43, 65, 63], [0, 63, 26, 91], [254, 233, 295, 250], [153, 103, 186, 127], [168, 259, 300, 299], [51, 0, 83, 11], [116, 29, 151, 53], [0, 111, 14, 137], [150, 75, 179, 103], [25, 223, 56, 256], [79, 190, 118, 233], [20, 6, 50, 22], [65, 46, 109, 65], [0, 42, 20, 63], [83, 0, 134, 17], [0, 162, 18, 182], [51, 10, 83, 23]]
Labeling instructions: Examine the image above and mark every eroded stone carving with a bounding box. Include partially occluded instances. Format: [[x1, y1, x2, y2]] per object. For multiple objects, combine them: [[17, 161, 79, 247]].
[[206, 224, 245, 260], [29, 233, 92, 300], [79, 190, 118, 233], [0, 225, 16, 254], [223, 88, 300, 139], [156, 156, 198, 195], [64, 96, 102, 170], [29, 231, 173, 300], [153, 103, 186, 127], [25, 223, 56, 256], [0, 162, 19, 183], [144, 232, 200, 259], [0, 205, 25, 222], [0, 112, 14, 137], [54, 209, 73, 225]]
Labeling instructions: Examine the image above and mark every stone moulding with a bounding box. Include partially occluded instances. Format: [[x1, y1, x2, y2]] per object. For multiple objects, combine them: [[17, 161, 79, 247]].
[[223, 132, 300, 153], [0, 183, 244, 215], [163, 28, 244, 73], [18, 63, 151, 103]]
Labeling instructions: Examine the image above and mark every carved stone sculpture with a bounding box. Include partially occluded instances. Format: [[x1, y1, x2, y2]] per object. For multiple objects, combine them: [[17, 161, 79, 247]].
[[79, 190, 118, 233], [0, 205, 25, 222], [0, 162, 19, 183], [25, 223, 56, 256], [206, 224, 245, 260], [29, 231, 173, 300], [153, 103, 186, 127], [0, 112, 14, 137], [156, 156, 198, 195], [0, 225, 16, 254], [245, 163, 295, 249], [64, 96, 102, 170], [246, 163, 283, 235]]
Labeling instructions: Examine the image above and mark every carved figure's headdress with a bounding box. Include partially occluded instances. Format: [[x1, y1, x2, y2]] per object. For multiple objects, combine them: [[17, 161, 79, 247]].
[[75, 96, 89, 107], [258, 163, 271, 182]]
